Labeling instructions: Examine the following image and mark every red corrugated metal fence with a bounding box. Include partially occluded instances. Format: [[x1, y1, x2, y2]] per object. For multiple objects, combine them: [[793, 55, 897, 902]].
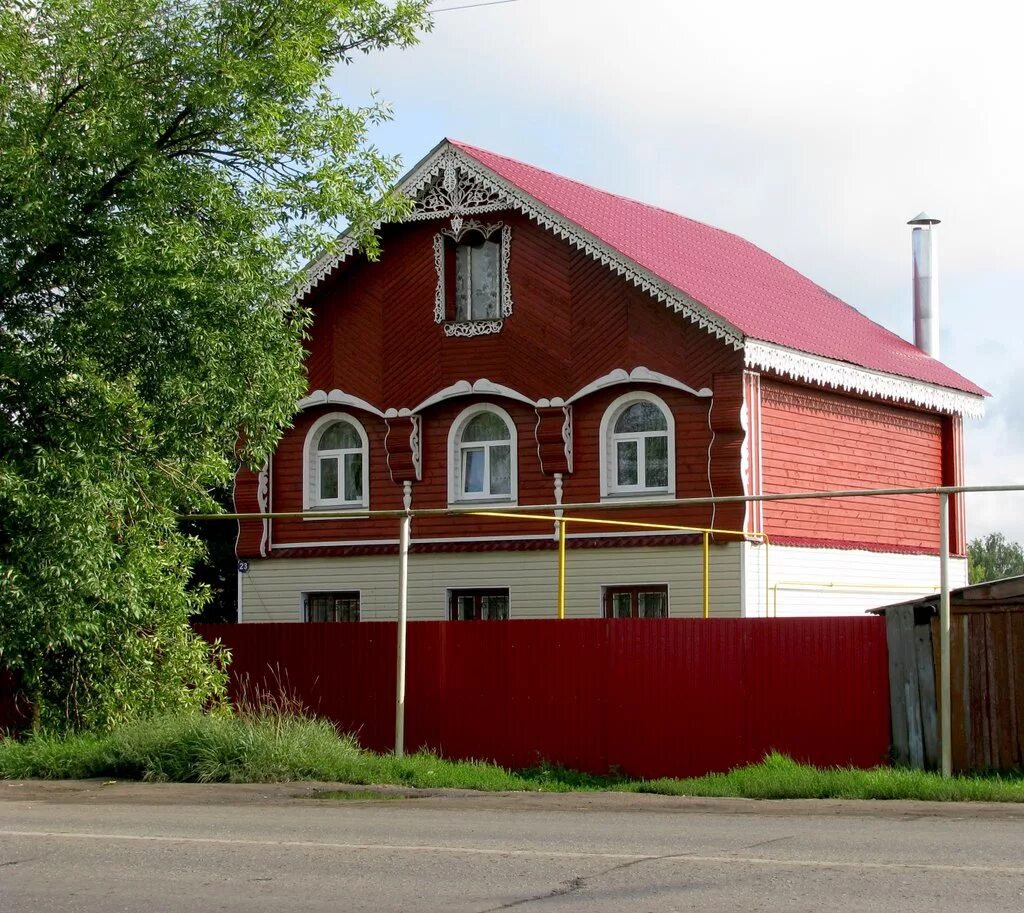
[[195, 618, 890, 778]]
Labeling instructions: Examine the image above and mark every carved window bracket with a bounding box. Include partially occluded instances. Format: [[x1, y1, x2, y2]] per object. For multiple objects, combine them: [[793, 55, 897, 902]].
[[443, 320, 504, 337]]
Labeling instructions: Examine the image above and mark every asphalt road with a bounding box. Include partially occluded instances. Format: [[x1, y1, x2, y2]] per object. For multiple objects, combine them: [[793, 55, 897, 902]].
[[2, 781, 1023, 912]]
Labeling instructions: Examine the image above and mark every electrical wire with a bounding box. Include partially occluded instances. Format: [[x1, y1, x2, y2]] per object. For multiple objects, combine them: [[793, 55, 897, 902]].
[[429, 0, 521, 12]]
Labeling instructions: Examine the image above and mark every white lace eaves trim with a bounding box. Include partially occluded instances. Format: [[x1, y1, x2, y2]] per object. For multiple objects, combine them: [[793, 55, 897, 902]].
[[745, 341, 985, 418]]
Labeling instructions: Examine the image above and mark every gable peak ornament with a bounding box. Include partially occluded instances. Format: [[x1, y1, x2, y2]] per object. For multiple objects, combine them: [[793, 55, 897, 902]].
[[406, 152, 507, 222]]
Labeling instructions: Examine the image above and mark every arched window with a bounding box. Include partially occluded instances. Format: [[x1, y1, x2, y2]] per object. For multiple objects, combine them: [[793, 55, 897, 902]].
[[448, 405, 517, 503], [600, 393, 675, 497], [304, 413, 369, 509]]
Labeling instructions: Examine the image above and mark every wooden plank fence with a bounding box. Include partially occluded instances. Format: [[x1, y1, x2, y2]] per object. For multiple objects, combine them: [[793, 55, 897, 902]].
[[878, 577, 1024, 773]]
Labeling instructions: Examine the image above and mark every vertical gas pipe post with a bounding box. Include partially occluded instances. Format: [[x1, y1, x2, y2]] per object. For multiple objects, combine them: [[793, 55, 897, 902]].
[[939, 492, 952, 777], [557, 518, 567, 619], [702, 532, 710, 618], [394, 510, 411, 757]]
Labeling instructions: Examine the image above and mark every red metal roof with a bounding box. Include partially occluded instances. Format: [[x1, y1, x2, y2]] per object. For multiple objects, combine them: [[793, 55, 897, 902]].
[[451, 140, 986, 397]]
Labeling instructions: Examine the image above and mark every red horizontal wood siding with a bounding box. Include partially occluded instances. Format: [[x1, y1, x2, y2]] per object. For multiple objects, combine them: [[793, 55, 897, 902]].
[[305, 211, 740, 410], [268, 384, 728, 547], [760, 381, 945, 551], [244, 212, 745, 554], [563, 383, 720, 533], [269, 406, 403, 546], [196, 617, 891, 778]]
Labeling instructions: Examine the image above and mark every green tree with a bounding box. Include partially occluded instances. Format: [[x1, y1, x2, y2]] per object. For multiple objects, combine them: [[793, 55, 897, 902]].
[[0, 0, 431, 730], [968, 532, 1024, 584]]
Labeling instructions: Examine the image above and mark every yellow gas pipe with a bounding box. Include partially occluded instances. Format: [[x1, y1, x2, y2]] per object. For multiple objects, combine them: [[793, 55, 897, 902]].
[[472, 511, 766, 620]]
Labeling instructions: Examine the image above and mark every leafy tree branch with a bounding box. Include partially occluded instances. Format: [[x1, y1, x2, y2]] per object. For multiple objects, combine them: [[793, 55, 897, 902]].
[[0, 0, 432, 730]]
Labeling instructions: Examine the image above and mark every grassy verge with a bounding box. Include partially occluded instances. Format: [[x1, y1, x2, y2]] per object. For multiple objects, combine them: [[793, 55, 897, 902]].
[[1, 712, 1022, 801], [628, 752, 1024, 802]]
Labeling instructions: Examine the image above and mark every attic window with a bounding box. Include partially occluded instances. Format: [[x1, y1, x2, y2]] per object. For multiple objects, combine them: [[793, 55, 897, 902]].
[[433, 221, 513, 336], [455, 232, 500, 321]]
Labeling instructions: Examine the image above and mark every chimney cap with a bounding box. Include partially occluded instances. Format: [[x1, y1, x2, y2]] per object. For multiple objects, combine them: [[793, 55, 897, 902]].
[[908, 212, 941, 226]]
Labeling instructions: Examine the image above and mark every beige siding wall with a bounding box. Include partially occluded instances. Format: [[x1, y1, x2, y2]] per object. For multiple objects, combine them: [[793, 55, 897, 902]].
[[742, 541, 969, 618], [240, 543, 743, 622]]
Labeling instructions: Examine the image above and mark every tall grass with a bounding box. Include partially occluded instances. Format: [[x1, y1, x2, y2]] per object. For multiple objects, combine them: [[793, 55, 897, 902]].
[[2, 712, 1022, 800], [0, 710, 537, 788], [626, 751, 1024, 802]]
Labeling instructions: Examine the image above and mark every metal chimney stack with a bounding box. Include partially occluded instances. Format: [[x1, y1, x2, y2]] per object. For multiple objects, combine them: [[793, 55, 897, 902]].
[[908, 212, 941, 358]]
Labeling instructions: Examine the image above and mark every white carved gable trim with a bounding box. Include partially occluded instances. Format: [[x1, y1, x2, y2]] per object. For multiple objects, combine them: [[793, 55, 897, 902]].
[[296, 143, 984, 416], [744, 341, 985, 418], [406, 159, 507, 223]]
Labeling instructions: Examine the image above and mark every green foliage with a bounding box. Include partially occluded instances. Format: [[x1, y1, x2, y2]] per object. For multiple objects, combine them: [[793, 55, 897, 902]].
[[0, 710, 539, 787], [183, 487, 239, 623], [0, 0, 431, 730], [968, 532, 1024, 584], [629, 751, 1024, 802], [3, 720, 1023, 801]]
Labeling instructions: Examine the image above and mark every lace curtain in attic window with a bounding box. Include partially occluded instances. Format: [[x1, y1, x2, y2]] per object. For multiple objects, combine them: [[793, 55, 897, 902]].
[[455, 236, 500, 321]]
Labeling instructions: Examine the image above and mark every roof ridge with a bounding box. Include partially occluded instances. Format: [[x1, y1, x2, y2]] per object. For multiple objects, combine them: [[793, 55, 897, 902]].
[[450, 139, 734, 233]]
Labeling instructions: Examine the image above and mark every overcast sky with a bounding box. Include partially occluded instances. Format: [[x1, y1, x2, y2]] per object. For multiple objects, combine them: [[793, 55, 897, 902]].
[[333, 0, 1024, 541]]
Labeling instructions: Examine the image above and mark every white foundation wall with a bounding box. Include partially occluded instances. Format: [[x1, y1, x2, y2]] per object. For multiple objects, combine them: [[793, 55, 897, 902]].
[[741, 541, 969, 617], [239, 542, 743, 622]]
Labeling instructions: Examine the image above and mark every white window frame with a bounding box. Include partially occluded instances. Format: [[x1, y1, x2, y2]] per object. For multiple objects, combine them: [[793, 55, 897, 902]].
[[303, 411, 370, 511], [447, 403, 518, 505], [599, 391, 675, 499]]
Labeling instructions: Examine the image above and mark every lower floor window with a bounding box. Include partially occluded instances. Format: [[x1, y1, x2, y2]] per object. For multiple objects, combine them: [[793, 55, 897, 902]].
[[305, 591, 360, 623], [603, 585, 668, 619], [449, 588, 510, 621]]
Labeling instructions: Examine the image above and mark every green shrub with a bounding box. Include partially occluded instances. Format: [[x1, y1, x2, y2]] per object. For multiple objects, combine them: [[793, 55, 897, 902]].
[[3, 718, 1023, 801]]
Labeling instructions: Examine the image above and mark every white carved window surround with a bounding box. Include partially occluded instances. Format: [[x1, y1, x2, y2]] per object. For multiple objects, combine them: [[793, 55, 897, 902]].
[[434, 220, 513, 337], [303, 412, 370, 511], [599, 392, 675, 499], [448, 404, 518, 505]]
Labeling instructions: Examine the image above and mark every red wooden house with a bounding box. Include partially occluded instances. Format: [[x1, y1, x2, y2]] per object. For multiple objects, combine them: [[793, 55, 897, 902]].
[[234, 139, 986, 622]]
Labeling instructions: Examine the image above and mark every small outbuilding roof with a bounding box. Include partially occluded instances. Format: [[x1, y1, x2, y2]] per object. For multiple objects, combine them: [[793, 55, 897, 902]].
[[868, 575, 1024, 614]]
